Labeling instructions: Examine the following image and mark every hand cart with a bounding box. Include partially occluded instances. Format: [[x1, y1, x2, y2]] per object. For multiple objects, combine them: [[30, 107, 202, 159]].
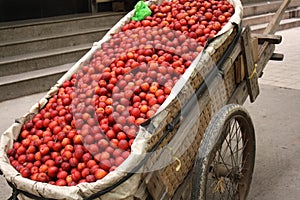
[[0, 0, 291, 199], [140, 0, 290, 199]]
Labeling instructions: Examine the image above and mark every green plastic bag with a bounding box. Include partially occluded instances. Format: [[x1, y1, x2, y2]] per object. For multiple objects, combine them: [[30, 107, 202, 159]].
[[131, 1, 152, 21]]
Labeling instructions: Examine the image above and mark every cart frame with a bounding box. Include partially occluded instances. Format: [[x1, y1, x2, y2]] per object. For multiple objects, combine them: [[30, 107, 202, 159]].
[[1, 0, 291, 199], [137, 0, 291, 199]]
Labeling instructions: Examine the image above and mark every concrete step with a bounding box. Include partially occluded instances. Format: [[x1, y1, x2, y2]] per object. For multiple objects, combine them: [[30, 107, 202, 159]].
[[251, 18, 300, 33], [0, 12, 125, 102], [0, 12, 125, 42], [0, 63, 73, 102], [0, 44, 90, 77], [243, 0, 300, 17], [243, 7, 300, 27], [0, 26, 110, 58]]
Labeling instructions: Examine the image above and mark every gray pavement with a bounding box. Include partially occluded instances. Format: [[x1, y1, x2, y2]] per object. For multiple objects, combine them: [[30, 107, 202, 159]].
[[258, 27, 300, 90], [0, 27, 299, 199], [246, 84, 300, 200], [246, 27, 300, 200]]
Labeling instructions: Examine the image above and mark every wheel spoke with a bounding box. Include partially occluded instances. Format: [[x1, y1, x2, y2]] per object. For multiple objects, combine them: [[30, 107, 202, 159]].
[[220, 120, 233, 161], [217, 148, 231, 175], [210, 120, 249, 199], [224, 134, 237, 169], [222, 119, 240, 170], [234, 120, 241, 171], [223, 178, 231, 199], [232, 119, 242, 167], [196, 106, 255, 200], [232, 124, 243, 153], [235, 139, 249, 168], [222, 137, 237, 176]]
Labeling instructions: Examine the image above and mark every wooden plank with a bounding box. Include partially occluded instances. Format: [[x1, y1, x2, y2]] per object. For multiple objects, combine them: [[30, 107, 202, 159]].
[[252, 34, 282, 44], [230, 0, 291, 105], [263, 0, 292, 35], [270, 53, 284, 61], [257, 44, 276, 76], [228, 81, 248, 105], [221, 38, 242, 75], [252, 37, 259, 64], [241, 26, 259, 103], [258, 0, 291, 72], [235, 55, 244, 84]]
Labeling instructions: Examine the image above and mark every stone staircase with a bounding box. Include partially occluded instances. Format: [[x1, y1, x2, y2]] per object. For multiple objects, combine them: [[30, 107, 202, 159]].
[[0, 0, 300, 102], [0, 12, 125, 102], [243, 0, 300, 33]]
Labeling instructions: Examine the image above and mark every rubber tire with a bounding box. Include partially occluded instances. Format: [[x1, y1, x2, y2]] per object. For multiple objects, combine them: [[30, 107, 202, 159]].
[[191, 104, 256, 200]]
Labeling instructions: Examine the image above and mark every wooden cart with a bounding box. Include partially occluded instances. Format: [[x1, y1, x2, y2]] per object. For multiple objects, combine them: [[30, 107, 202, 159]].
[[80, 1, 290, 200], [133, 0, 290, 199], [147, 0, 289, 199], [3, 0, 291, 199]]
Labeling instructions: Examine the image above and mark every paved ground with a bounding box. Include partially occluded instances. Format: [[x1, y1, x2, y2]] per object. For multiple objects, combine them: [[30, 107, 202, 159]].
[[258, 27, 300, 90], [0, 27, 299, 199], [246, 85, 300, 200], [246, 27, 300, 200]]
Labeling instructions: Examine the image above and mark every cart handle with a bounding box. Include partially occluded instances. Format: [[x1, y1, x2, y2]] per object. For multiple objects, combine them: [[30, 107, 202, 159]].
[[263, 0, 291, 35]]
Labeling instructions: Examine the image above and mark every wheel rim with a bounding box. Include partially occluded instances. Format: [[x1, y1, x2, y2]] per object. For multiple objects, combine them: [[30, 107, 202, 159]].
[[205, 114, 255, 200]]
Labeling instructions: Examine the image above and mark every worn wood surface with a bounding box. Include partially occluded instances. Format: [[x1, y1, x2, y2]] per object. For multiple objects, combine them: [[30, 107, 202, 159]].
[[257, 44, 276, 76], [252, 34, 282, 44], [252, 37, 259, 64], [138, 1, 291, 197], [235, 55, 244, 84], [233, 0, 290, 105], [263, 0, 292, 35], [241, 26, 260, 102], [228, 81, 248, 105], [258, 0, 291, 73], [270, 53, 284, 61]]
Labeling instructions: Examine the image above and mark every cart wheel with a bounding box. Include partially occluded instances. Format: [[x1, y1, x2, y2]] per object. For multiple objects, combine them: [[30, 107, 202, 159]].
[[192, 104, 255, 200]]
